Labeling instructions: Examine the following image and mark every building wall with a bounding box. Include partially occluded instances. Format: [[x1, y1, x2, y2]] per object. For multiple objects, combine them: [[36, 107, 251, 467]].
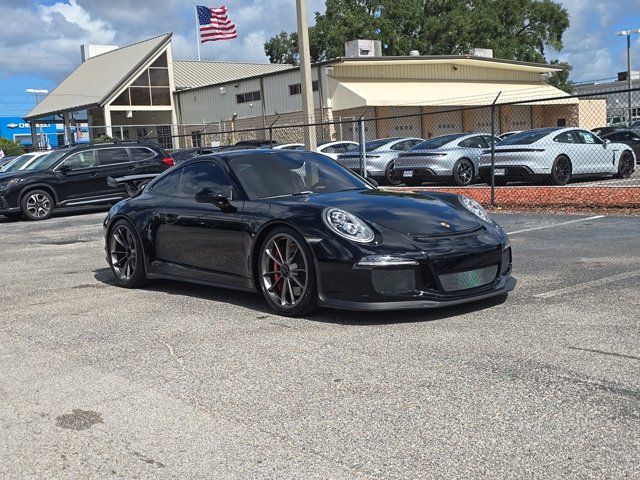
[[577, 99, 607, 130]]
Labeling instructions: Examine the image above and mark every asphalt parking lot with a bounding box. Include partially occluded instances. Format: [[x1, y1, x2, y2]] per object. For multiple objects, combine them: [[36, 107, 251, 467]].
[[0, 209, 638, 478]]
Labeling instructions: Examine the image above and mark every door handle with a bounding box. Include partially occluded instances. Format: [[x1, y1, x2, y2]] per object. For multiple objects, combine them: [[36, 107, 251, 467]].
[[164, 214, 178, 225], [90, 172, 97, 177]]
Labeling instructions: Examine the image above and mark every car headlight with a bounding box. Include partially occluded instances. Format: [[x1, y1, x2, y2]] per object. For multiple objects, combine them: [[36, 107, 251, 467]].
[[0, 178, 18, 191], [460, 196, 493, 223], [323, 207, 374, 243]]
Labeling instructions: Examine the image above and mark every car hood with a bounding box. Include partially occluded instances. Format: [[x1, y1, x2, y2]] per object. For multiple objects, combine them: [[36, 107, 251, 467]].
[[305, 189, 482, 236], [0, 170, 37, 181]]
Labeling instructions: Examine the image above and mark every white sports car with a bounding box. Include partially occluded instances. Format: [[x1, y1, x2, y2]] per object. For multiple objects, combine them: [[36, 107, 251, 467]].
[[479, 128, 636, 185]]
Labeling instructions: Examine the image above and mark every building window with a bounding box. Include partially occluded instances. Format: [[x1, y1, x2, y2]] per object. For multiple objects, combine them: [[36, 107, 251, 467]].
[[110, 51, 171, 107], [557, 118, 567, 127], [289, 81, 319, 95], [236, 91, 261, 103], [157, 125, 173, 150]]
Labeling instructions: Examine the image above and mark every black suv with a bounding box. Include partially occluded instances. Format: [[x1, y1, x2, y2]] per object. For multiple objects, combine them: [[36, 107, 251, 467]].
[[0, 141, 173, 221]]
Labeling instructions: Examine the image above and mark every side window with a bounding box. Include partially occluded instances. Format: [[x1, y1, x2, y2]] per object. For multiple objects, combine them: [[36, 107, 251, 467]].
[[130, 147, 156, 162], [391, 141, 409, 151], [178, 161, 232, 198], [459, 137, 484, 148], [576, 131, 602, 145], [554, 132, 577, 144], [61, 150, 97, 170], [150, 169, 182, 196], [606, 132, 622, 141], [408, 140, 423, 148], [321, 145, 337, 154], [97, 148, 130, 166]]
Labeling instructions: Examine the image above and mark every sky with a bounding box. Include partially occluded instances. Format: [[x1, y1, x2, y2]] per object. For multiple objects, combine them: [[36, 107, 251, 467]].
[[1, 0, 639, 117]]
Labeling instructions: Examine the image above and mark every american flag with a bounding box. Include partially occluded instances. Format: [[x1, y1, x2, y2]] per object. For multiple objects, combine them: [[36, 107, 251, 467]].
[[197, 5, 238, 43]]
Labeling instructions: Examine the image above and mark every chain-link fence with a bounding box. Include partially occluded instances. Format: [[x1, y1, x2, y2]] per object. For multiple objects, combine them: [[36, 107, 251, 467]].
[[82, 87, 640, 208]]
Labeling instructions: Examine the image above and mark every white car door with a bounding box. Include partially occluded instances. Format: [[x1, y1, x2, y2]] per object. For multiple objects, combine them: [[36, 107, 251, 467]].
[[574, 130, 611, 173]]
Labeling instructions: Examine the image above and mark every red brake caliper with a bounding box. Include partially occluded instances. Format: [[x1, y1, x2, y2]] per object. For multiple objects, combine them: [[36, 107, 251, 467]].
[[273, 240, 283, 294]]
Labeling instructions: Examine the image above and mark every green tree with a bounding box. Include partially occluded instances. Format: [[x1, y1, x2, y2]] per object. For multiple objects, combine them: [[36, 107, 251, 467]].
[[265, 0, 570, 67], [545, 59, 573, 93], [0, 137, 25, 156]]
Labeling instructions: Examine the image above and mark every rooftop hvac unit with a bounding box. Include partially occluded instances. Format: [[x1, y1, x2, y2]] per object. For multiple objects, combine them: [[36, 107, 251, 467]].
[[468, 48, 493, 58], [344, 40, 382, 58]]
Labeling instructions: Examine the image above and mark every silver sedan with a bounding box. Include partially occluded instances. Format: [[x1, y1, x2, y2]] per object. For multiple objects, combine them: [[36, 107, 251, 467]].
[[478, 128, 636, 185], [336, 137, 423, 184], [393, 133, 500, 186]]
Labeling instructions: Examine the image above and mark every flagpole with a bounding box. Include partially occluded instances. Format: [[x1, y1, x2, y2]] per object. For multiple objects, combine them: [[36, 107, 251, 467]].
[[195, 4, 201, 61]]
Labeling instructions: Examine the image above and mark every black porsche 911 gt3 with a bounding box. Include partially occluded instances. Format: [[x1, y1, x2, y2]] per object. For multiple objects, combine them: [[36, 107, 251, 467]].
[[103, 149, 515, 316]]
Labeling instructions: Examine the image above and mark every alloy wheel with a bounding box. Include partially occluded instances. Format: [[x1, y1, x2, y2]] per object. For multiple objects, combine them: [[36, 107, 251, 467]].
[[554, 158, 571, 184], [618, 154, 634, 178], [26, 193, 51, 219], [260, 233, 309, 308], [110, 225, 138, 281], [454, 160, 473, 186]]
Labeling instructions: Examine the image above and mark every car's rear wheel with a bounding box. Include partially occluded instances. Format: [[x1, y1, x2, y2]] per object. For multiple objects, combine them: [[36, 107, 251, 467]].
[[551, 156, 572, 185], [452, 158, 474, 186], [616, 151, 634, 179], [108, 219, 147, 288], [258, 227, 317, 317], [384, 162, 401, 185], [21, 189, 53, 221]]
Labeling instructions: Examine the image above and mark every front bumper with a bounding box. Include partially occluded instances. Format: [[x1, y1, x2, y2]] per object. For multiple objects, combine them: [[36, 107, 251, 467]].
[[313, 232, 515, 311], [0, 195, 19, 214]]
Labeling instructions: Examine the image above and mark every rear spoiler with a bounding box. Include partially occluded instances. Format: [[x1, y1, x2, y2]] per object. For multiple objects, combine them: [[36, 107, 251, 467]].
[[107, 174, 159, 197]]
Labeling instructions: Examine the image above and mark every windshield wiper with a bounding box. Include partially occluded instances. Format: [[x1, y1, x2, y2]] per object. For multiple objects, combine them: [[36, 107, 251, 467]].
[[262, 190, 313, 199]]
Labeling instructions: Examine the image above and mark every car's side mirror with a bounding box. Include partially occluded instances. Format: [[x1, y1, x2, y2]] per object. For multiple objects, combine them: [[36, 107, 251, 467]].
[[367, 178, 379, 188], [195, 187, 236, 213], [603, 139, 610, 147], [58, 164, 71, 174]]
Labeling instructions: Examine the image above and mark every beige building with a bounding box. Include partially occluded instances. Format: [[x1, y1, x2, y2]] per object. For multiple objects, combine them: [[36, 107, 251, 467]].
[[25, 33, 605, 148]]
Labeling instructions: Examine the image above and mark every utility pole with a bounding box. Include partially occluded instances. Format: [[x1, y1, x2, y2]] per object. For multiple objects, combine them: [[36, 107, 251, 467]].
[[296, 0, 317, 151], [617, 29, 640, 125], [26, 88, 49, 149]]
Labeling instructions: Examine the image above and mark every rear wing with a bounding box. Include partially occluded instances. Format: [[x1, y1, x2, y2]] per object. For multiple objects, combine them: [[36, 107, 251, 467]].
[[107, 174, 159, 197]]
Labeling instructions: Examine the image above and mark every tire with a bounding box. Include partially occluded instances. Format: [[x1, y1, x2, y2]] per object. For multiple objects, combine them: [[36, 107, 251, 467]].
[[616, 151, 634, 179], [550, 156, 572, 186], [452, 158, 474, 186], [107, 219, 147, 288], [20, 189, 54, 221], [257, 226, 317, 317], [384, 162, 401, 185]]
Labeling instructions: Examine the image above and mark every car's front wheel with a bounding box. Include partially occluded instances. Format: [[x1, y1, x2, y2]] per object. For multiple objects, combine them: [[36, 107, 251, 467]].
[[616, 151, 634, 179], [108, 219, 147, 288], [384, 162, 401, 185], [21, 189, 54, 221], [258, 227, 317, 317]]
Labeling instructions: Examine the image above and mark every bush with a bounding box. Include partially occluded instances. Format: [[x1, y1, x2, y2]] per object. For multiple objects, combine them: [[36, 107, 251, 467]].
[[0, 137, 25, 156]]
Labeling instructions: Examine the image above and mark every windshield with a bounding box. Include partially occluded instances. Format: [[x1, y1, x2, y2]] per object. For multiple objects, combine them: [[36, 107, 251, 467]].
[[25, 150, 67, 171], [412, 134, 466, 150], [228, 151, 369, 200], [0, 153, 36, 173], [346, 138, 398, 153], [499, 129, 556, 145]]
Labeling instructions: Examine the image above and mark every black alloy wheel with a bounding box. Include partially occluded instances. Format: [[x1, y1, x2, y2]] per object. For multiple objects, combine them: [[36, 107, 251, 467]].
[[384, 162, 401, 185], [21, 189, 53, 221], [453, 159, 474, 186], [258, 227, 317, 317], [551, 156, 572, 186], [616, 152, 634, 179], [108, 220, 146, 288]]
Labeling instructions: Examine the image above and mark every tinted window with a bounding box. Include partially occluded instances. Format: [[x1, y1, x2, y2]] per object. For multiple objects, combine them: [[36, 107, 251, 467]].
[[459, 136, 485, 149], [554, 131, 579, 144], [62, 150, 97, 170], [98, 148, 130, 166], [179, 161, 232, 198], [346, 139, 399, 152], [605, 132, 624, 141], [501, 129, 556, 145], [576, 130, 603, 145], [150, 169, 182, 196], [130, 147, 156, 162], [228, 152, 368, 200], [413, 134, 465, 150], [391, 141, 414, 151], [25, 150, 67, 171], [0, 153, 36, 172]]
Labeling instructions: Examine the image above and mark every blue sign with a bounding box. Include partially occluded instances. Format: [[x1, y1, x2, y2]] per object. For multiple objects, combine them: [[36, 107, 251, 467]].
[[0, 116, 59, 147]]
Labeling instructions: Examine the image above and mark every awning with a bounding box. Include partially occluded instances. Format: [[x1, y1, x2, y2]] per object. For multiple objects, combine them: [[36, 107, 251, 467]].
[[329, 79, 578, 111]]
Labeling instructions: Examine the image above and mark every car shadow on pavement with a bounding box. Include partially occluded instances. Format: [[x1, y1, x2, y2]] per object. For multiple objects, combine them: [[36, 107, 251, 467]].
[[0, 206, 110, 224], [94, 267, 508, 326]]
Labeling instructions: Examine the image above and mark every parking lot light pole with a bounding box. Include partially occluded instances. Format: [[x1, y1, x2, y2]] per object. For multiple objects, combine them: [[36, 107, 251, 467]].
[[616, 29, 640, 126]]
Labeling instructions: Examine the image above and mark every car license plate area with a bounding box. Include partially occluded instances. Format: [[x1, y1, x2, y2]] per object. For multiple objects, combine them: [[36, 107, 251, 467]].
[[438, 265, 498, 292], [494, 168, 506, 176], [403, 170, 414, 177]]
